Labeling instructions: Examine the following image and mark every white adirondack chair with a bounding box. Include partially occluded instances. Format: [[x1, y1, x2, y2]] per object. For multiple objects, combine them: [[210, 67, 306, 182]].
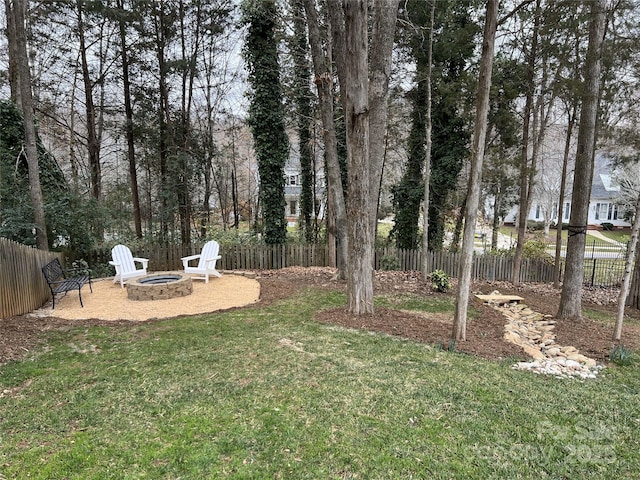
[[109, 244, 149, 288], [181, 240, 222, 283]]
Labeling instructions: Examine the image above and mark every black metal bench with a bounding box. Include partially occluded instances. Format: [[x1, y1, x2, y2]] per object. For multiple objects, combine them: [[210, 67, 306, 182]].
[[41, 258, 93, 308]]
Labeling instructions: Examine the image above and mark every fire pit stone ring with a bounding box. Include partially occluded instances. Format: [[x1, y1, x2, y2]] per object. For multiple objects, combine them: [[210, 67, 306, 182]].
[[127, 273, 193, 301]]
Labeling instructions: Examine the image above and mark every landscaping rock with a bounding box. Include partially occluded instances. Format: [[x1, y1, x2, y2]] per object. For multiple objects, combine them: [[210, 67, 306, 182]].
[[481, 292, 603, 379]]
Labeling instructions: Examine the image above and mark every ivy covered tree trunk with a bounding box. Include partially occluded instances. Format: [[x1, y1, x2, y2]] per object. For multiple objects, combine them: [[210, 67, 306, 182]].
[[243, 0, 288, 244], [392, 61, 427, 250], [394, 0, 436, 255], [424, 0, 477, 251], [291, 0, 315, 242], [151, 2, 174, 244]]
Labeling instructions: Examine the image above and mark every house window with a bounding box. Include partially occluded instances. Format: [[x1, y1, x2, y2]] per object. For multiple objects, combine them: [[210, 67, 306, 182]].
[[535, 204, 540, 220], [610, 204, 618, 220], [289, 175, 298, 186], [564, 202, 570, 220], [289, 200, 297, 215], [595, 203, 609, 220]]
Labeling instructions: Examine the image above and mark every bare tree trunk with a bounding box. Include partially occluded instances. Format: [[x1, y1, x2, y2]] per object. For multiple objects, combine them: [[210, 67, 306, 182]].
[[232, 166, 239, 229], [153, 5, 175, 243], [343, 0, 374, 314], [450, 194, 466, 252], [176, 0, 200, 246], [421, 0, 435, 280], [557, 0, 606, 319], [8, 0, 49, 249], [69, 56, 80, 194], [326, 190, 337, 267], [553, 104, 577, 287], [452, 0, 498, 342], [491, 185, 502, 250], [4, 0, 21, 107], [613, 190, 640, 341], [523, 85, 551, 233], [77, 0, 101, 202], [304, 0, 348, 277], [368, 0, 399, 239], [629, 243, 640, 309], [117, 0, 142, 239], [512, 0, 541, 285]]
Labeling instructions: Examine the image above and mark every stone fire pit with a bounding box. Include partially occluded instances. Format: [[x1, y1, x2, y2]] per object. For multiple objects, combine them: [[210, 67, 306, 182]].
[[127, 274, 193, 301]]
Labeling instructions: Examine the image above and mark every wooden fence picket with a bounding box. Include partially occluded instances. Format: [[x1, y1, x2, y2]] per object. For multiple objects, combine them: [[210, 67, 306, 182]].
[[0, 238, 58, 319], [0, 238, 629, 318]]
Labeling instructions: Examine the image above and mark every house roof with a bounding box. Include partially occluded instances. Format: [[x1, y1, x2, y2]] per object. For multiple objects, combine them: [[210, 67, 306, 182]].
[[591, 154, 621, 201]]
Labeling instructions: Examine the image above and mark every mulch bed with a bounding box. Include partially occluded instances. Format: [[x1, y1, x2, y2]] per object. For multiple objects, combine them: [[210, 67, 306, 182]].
[[2, 267, 640, 366]]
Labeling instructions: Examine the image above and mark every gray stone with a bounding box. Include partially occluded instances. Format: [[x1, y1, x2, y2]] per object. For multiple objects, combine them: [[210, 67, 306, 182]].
[[488, 289, 602, 379]]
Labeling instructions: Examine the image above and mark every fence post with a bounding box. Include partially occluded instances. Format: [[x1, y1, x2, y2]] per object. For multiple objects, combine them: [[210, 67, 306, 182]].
[[591, 258, 597, 287]]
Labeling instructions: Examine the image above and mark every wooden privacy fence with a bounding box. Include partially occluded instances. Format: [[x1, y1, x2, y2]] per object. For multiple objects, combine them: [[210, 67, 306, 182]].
[[0, 238, 59, 319], [7, 239, 632, 319], [72, 243, 331, 273], [72, 244, 555, 284]]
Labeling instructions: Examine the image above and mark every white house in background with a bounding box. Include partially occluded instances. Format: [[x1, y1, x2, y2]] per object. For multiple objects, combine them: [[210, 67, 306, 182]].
[[284, 166, 328, 227], [502, 153, 631, 230], [587, 154, 631, 228], [284, 167, 302, 226]]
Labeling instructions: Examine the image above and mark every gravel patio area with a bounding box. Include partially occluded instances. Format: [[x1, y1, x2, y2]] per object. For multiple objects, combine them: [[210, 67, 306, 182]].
[[31, 272, 261, 321]]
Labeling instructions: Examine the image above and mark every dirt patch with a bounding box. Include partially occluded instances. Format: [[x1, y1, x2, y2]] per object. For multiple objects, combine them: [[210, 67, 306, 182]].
[[2, 267, 640, 366]]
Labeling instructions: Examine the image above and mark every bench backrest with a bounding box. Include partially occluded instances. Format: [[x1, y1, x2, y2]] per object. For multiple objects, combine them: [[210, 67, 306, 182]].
[[42, 258, 65, 283]]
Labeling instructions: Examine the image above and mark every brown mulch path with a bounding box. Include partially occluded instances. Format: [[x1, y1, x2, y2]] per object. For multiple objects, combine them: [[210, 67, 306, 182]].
[[2, 267, 640, 366]]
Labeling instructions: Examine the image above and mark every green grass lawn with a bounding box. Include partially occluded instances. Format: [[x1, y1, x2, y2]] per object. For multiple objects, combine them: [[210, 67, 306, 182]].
[[1, 290, 639, 479], [598, 230, 630, 244]]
